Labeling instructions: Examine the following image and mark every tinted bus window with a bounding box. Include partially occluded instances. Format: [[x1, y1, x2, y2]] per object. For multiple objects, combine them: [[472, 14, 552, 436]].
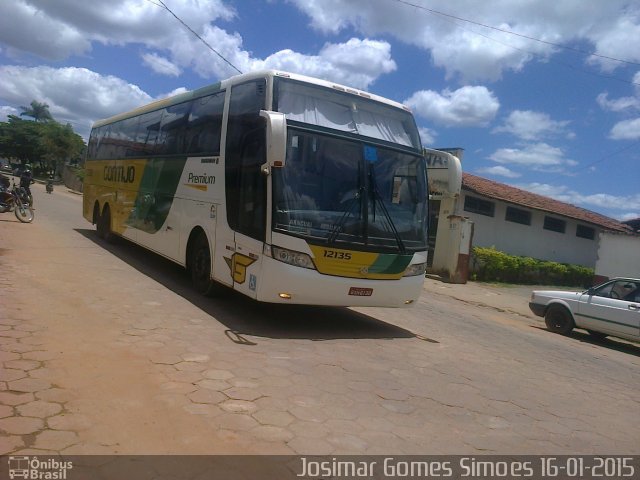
[[87, 129, 99, 160], [157, 101, 191, 155], [137, 110, 163, 155], [186, 91, 225, 155]]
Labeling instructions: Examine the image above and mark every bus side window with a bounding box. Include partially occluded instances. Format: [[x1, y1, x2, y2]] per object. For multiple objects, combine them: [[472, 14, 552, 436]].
[[157, 101, 191, 156], [226, 80, 267, 241], [186, 91, 225, 155], [137, 110, 163, 156]]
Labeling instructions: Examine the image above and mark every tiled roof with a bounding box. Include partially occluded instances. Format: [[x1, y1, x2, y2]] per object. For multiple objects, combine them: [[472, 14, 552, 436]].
[[462, 173, 631, 233]]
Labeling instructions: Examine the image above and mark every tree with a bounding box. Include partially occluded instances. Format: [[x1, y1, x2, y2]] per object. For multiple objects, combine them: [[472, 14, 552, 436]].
[[20, 100, 54, 123], [41, 122, 85, 174], [0, 115, 44, 164], [0, 114, 85, 175]]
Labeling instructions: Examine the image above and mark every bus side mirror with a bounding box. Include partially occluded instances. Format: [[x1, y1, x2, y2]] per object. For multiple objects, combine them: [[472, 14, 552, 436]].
[[260, 110, 287, 170]]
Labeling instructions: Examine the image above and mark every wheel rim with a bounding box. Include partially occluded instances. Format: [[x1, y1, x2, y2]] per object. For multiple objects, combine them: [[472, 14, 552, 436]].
[[549, 311, 565, 329], [16, 205, 33, 222]]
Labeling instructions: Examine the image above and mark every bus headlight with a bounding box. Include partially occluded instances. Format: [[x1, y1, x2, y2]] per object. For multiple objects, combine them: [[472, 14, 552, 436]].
[[271, 246, 316, 270], [403, 262, 427, 277]]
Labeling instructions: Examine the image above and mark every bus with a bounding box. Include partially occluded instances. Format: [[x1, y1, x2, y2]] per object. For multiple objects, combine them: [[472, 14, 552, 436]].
[[83, 70, 429, 307]]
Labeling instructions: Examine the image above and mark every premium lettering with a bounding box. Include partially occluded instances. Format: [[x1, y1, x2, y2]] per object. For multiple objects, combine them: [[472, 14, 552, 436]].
[[188, 173, 215, 184]]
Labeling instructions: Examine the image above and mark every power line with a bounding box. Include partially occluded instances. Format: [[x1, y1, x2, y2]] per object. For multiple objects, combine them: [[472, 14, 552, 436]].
[[392, 0, 640, 67], [392, 0, 640, 87], [146, 0, 242, 75], [582, 140, 640, 170]]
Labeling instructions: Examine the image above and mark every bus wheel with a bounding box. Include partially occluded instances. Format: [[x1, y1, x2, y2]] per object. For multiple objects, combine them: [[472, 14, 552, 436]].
[[93, 203, 102, 237], [190, 234, 217, 296], [96, 206, 105, 239], [99, 205, 115, 243]]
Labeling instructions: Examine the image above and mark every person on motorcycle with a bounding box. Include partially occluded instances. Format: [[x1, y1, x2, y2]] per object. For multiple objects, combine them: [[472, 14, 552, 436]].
[[20, 165, 34, 191], [19, 165, 34, 207], [46, 172, 54, 193], [0, 173, 11, 204]]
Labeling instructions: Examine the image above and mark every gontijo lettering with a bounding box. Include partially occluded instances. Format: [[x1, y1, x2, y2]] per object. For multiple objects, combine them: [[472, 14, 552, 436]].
[[104, 165, 135, 183]]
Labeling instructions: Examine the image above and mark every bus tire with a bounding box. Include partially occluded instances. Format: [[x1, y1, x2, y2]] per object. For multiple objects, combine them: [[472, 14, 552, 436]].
[[94, 203, 103, 238], [189, 233, 218, 296], [99, 204, 116, 244]]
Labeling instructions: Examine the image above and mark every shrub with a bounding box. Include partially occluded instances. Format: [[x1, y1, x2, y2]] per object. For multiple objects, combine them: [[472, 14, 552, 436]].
[[471, 246, 593, 286]]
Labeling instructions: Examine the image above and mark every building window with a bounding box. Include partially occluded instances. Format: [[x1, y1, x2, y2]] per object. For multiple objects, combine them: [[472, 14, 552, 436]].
[[543, 216, 566, 233], [576, 224, 595, 240], [505, 206, 531, 226], [464, 195, 495, 217]]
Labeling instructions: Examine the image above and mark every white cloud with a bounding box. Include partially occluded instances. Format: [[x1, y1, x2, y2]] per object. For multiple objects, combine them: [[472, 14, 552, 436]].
[[0, 105, 18, 121], [489, 142, 578, 172], [586, 16, 640, 72], [253, 38, 397, 90], [476, 166, 520, 178], [2, 0, 639, 85], [493, 110, 571, 141], [0, 65, 153, 138], [0, 0, 90, 60], [596, 92, 640, 112], [0, 1, 396, 89], [518, 182, 640, 216], [0, 0, 235, 59], [620, 212, 640, 221], [418, 127, 437, 146], [609, 117, 640, 140], [287, 0, 640, 82], [141, 53, 182, 77], [159, 87, 190, 99], [405, 86, 499, 127]]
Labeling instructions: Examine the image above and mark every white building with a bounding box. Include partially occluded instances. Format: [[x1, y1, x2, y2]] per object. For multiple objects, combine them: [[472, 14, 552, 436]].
[[459, 173, 631, 268], [594, 231, 640, 283]]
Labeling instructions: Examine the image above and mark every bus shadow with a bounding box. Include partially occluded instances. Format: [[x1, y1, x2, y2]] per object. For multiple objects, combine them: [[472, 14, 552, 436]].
[[76, 229, 418, 342]]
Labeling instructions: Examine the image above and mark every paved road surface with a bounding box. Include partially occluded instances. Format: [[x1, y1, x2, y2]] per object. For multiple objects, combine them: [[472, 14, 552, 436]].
[[0, 182, 638, 455]]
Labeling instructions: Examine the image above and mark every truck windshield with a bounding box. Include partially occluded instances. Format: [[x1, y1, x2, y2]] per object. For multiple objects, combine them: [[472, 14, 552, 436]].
[[272, 129, 428, 252]]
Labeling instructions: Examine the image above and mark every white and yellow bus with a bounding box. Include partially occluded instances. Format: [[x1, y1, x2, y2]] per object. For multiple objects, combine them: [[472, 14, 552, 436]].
[[83, 70, 429, 306]]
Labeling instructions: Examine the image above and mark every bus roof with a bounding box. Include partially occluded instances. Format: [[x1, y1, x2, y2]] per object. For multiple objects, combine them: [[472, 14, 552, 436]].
[[91, 70, 413, 129]]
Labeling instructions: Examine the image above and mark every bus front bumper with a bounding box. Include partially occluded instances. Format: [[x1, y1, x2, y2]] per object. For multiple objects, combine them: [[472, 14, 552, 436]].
[[255, 257, 425, 307]]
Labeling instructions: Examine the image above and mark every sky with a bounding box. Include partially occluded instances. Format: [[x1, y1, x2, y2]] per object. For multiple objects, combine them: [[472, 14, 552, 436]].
[[0, 0, 639, 221]]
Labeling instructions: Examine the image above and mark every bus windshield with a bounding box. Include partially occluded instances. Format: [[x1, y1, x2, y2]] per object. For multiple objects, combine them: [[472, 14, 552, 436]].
[[273, 129, 428, 252], [276, 78, 421, 149]]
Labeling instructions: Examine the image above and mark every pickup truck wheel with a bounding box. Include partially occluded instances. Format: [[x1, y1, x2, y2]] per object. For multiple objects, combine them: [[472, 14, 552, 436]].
[[544, 305, 574, 335]]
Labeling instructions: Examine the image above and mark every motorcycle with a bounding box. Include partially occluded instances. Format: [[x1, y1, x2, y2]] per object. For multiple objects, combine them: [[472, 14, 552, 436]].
[[0, 180, 35, 223], [46, 180, 54, 194]]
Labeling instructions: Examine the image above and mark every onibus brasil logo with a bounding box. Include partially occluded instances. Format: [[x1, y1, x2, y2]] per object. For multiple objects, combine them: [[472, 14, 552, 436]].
[[8, 456, 73, 479]]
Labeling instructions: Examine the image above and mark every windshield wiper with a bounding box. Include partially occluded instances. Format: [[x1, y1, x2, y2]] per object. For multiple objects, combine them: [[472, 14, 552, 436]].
[[327, 187, 363, 245], [368, 166, 406, 254]]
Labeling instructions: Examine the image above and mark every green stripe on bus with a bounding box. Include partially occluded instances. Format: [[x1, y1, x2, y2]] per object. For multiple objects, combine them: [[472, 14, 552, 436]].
[[128, 157, 188, 233], [369, 254, 412, 274]]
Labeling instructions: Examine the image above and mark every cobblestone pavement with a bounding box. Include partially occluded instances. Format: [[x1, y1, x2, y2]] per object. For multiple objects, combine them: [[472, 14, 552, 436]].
[[1, 185, 639, 455]]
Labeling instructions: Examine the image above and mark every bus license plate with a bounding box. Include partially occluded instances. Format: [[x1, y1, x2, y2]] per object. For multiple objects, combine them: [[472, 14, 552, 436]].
[[348, 287, 373, 297]]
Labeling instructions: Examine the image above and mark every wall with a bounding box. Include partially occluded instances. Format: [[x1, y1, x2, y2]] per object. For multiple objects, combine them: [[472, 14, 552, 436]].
[[462, 191, 601, 267], [595, 231, 640, 281], [62, 164, 83, 192]]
